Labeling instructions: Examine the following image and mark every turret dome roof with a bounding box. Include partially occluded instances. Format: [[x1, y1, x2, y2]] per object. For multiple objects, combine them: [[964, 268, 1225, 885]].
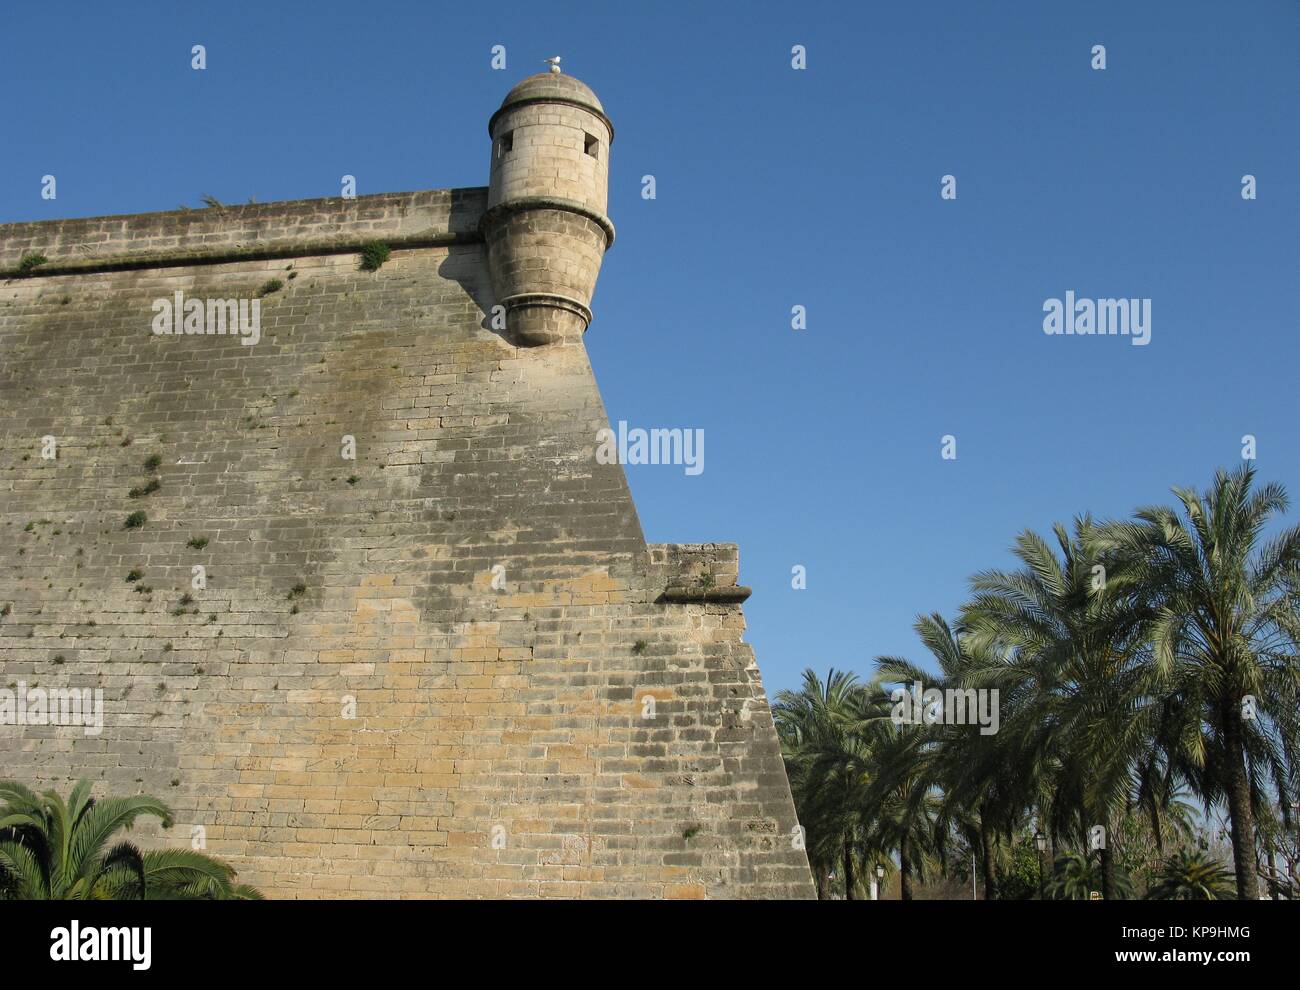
[[489, 72, 613, 140]]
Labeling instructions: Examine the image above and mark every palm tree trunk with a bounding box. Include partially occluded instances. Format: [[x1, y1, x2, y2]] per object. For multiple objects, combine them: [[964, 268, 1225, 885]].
[[979, 819, 996, 900], [815, 864, 830, 900], [900, 833, 914, 900], [1150, 803, 1165, 855], [843, 838, 856, 900], [1100, 841, 1116, 900], [1222, 702, 1261, 900]]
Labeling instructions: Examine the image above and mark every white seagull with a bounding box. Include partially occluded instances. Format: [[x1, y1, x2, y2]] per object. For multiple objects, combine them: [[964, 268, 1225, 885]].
[[543, 56, 562, 74]]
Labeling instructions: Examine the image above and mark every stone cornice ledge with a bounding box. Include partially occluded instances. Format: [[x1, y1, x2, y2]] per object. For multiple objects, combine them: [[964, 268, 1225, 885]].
[[479, 197, 616, 248], [659, 584, 753, 605], [0, 187, 489, 279], [0, 229, 482, 279]]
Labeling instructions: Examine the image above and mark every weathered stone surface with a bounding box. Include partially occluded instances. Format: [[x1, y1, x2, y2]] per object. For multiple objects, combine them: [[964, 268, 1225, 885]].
[[0, 75, 814, 900]]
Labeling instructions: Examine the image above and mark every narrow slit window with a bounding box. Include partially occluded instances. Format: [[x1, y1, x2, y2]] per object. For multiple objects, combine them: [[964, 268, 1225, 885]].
[[497, 131, 514, 160], [584, 133, 599, 159]]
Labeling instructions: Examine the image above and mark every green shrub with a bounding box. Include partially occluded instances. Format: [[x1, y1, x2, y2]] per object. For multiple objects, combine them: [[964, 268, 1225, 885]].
[[358, 242, 391, 272], [17, 251, 48, 274], [128, 478, 161, 498]]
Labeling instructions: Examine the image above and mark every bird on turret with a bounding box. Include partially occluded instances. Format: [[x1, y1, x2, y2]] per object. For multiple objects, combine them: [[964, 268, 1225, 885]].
[[543, 56, 562, 74]]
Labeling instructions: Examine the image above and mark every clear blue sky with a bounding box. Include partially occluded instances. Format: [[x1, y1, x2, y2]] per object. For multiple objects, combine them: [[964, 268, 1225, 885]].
[[4, 0, 1297, 695]]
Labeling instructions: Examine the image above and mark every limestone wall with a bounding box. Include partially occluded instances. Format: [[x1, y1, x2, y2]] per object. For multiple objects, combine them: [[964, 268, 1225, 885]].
[[0, 191, 813, 898]]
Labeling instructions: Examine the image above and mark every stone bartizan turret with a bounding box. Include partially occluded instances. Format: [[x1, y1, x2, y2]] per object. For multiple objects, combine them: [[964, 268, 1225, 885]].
[[482, 71, 615, 345]]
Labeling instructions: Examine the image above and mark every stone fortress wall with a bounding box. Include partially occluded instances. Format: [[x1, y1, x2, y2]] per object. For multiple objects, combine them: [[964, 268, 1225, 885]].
[[0, 73, 814, 899]]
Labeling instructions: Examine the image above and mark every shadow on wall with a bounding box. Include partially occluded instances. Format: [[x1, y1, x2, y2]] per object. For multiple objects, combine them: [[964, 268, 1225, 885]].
[[437, 188, 513, 347]]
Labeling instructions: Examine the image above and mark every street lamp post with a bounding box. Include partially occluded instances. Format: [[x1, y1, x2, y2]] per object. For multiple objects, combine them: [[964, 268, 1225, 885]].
[[1034, 831, 1047, 900]]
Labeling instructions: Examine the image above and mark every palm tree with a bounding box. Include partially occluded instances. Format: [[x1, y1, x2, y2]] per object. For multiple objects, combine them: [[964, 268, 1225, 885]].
[[1044, 850, 1096, 900], [1046, 850, 1134, 900], [0, 780, 261, 900], [777, 668, 944, 900], [859, 721, 941, 899], [961, 517, 1157, 899], [775, 669, 878, 899], [877, 613, 1025, 899], [1146, 849, 1236, 899], [1097, 466, 1300, 899]]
